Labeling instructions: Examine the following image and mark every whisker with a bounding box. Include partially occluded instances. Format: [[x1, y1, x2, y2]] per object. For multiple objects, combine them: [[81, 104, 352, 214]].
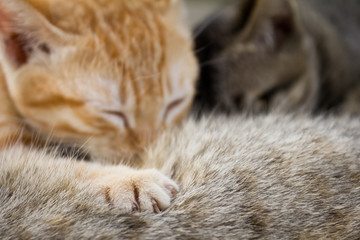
[[193, 0, 236, 40], [44, 125, 57, 148], [68, 136, 92, 160], [200, 56, 229, 67], [194, 42, 215, 55]]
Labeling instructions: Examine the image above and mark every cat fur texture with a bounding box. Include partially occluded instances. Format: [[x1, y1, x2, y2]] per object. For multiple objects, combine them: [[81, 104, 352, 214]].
[[1, 114, 359, 239]]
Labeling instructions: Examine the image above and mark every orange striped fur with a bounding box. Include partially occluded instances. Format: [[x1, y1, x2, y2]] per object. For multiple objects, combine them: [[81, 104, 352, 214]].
[[0, 0, 198, 164]]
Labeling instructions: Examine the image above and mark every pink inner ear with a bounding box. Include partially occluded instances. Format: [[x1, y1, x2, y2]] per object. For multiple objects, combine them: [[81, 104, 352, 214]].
[[5, 34, 29, 67], [0, 4, 54, 68], [0, 5, 28, 67]]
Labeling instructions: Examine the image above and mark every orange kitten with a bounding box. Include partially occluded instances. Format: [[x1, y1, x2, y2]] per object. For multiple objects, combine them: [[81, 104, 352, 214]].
[[0, 0, 198, 212]]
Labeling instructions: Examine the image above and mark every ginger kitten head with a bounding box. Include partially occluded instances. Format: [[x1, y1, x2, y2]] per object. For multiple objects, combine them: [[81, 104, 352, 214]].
[[0, 0, 198, 163]]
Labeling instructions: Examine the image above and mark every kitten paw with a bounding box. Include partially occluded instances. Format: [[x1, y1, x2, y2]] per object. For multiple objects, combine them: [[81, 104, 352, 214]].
[[94, 169, 179, 213]]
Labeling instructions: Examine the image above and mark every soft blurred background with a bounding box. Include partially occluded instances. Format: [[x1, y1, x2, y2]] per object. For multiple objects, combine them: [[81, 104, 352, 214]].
[[184, 0, 233, 26]]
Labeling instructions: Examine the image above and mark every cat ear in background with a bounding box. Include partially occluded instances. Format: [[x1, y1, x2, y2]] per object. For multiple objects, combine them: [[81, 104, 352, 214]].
[[0, 0, 71, 69], [239, 0, 300, 50]]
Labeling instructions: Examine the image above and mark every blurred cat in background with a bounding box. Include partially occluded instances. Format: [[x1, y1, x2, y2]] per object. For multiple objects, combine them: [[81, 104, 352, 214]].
[[0, 0, 198, 213], [194, 0, 360, 115]]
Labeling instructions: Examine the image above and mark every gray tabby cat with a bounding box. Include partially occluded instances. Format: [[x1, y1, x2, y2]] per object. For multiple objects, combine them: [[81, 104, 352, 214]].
[[194, 0, 360, 114], [1, 114, 359, 239]]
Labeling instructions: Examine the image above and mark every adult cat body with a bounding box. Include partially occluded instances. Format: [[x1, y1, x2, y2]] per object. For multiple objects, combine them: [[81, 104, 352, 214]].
[[194, 0, 360, 114], [0, 0, 198, 212], [1, 114, 359, 239]]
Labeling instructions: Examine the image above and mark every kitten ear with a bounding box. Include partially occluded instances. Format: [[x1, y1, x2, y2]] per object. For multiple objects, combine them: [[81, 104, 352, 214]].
[[0, 0, 70, 69], [239, 0, 300, 50]]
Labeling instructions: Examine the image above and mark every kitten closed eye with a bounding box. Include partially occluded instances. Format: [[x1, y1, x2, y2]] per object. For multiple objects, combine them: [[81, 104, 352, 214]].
[[103, 110, 130, 129], [163, 97, 185, 122]]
